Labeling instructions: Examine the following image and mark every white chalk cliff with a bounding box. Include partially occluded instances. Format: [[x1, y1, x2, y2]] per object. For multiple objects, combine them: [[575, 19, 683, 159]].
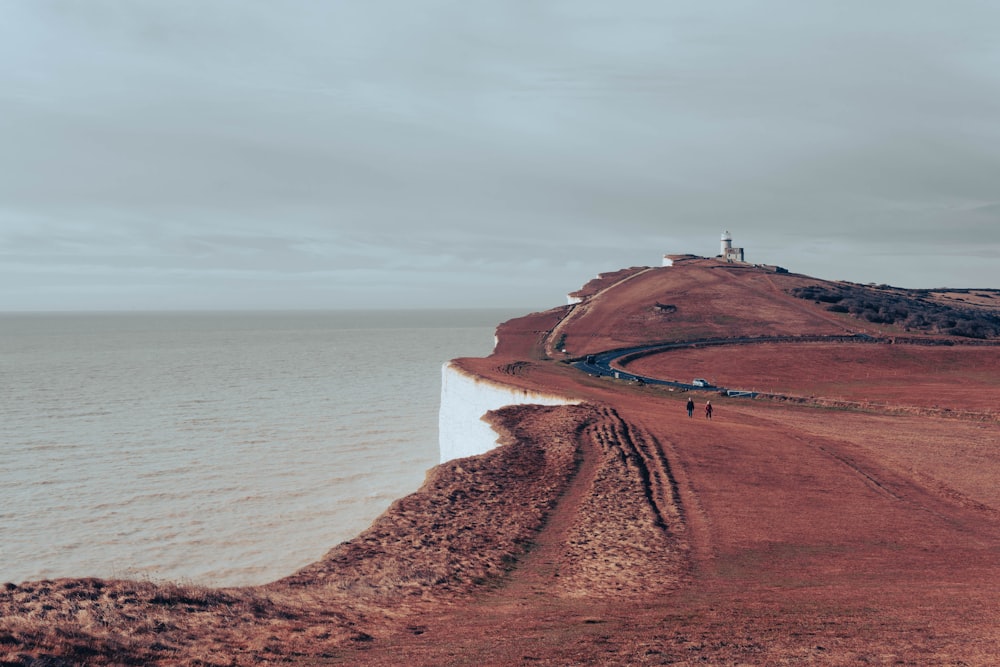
[[438, 361, 576, 463]]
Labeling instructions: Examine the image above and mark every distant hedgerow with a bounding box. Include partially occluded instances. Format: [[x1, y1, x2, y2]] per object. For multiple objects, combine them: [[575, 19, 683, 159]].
[[790, 284, 1000, 339]]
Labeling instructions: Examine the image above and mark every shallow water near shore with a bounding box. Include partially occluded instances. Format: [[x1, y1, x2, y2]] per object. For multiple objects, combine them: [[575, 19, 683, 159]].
[[1, 309, 517, 587]]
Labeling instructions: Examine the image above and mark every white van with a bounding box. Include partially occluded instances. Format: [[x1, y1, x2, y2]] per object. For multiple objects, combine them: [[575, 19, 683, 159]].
[[692, 378, 709, 387]]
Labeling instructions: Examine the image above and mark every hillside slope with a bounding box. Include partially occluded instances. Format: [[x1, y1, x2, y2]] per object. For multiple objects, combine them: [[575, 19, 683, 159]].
[[3, 260, 999, 666]]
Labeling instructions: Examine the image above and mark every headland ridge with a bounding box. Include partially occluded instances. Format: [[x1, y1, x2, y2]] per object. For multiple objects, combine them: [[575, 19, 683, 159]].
[[3, 257, 1000, 665]]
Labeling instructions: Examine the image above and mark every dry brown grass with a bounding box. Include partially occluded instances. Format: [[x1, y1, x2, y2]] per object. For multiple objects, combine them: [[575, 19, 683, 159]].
[[1, 405, 591, 666], [6, 260, 1000, 665], [627, 340, 1000, 414]]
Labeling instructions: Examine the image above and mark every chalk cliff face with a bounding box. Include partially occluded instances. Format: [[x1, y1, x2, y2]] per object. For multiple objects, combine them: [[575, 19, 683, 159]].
[[438, 361, 575, 463]]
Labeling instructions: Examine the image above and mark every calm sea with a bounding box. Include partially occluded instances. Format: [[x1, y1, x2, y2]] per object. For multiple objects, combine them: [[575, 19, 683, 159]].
[[1, 309, 517, 587]]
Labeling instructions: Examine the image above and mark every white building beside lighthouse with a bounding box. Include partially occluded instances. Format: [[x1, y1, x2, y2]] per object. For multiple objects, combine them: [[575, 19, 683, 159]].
[[720, 231, 745, 263], [662, 232, 748, 266]]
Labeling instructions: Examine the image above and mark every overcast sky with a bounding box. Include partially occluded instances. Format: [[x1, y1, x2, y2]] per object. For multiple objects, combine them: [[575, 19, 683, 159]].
[[2, 1, 998, 311]]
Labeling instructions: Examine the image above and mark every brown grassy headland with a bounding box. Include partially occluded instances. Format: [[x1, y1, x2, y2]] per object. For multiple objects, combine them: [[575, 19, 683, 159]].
[[4, 258, 1000, 665]]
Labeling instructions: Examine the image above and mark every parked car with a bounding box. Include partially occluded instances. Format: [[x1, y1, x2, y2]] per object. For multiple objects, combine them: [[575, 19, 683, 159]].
[[692, 378, 710, 387]]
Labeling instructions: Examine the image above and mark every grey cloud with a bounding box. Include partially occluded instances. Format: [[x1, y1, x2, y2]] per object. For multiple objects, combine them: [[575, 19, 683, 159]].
[[1, 1, 998, 310]]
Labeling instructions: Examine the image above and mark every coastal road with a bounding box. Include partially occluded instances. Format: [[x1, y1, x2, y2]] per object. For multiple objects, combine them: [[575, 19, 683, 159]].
[[571, 333, 877, 393]]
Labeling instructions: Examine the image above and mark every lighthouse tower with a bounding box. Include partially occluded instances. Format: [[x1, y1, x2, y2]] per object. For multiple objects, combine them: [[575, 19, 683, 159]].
[[720, 231, 745, 263]]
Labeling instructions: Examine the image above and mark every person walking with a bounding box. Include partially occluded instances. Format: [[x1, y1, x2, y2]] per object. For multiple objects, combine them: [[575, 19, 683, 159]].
[[705, 400, 713, 420], [686, 397, 695, 418]]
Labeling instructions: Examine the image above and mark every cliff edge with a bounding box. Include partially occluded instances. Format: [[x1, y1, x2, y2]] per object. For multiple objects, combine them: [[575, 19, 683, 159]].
[[3, 259, 1000, 665]]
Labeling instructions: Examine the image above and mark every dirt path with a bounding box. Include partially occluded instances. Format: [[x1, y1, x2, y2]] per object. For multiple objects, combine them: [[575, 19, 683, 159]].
[[327, 404, 690, 666], [545, 267, 654, 357]]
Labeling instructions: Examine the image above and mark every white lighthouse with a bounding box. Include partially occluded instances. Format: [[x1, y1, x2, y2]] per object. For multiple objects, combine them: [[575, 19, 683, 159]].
[[720, 231, 745, 263]]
